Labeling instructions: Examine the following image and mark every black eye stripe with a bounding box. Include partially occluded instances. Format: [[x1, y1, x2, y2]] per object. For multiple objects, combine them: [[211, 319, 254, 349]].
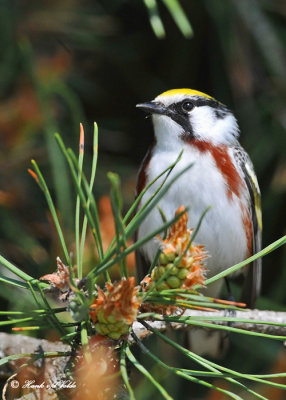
[[168, 98, 229, 115], [195, 99, 219, 107]]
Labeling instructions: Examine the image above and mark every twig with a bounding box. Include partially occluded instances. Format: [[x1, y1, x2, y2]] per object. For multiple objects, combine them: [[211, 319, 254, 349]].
[[131, 309, 286, 340], [1, 309, 286, 365]]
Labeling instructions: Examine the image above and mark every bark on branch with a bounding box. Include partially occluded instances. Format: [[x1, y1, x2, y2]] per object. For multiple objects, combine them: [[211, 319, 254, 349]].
[[132, 309, 286, 338], [1, 309, 286, 366]]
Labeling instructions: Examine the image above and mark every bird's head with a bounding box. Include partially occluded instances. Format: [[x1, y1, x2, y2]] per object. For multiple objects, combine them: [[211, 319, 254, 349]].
[[137, 89, 239, 148]]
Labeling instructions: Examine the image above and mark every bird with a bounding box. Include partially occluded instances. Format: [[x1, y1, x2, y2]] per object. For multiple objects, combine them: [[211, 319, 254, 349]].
[[135, 88, 262, 309]]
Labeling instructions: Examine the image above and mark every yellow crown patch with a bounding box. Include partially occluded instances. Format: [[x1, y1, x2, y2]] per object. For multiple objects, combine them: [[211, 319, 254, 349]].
[[158, 88, 214, 100]]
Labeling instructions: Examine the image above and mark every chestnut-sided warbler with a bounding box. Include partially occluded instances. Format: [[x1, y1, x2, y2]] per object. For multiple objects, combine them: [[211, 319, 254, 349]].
[[135, 88, 262, 307]]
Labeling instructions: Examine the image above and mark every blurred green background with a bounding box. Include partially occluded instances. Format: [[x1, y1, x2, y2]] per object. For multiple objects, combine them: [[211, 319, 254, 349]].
[[0, 0, 286, 398]]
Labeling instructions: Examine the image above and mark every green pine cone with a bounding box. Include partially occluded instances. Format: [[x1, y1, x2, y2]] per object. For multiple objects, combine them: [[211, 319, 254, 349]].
[[159, 253, 169, 265], [177, 268, 189, 280], [108, 331, 122, 340], [166, 276, 181, 288], [156, 282, 169, 291]]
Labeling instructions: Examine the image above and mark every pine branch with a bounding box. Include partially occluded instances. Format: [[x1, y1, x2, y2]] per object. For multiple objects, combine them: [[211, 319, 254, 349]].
[[1, 309, 286, 366], [132, 309, 286, 340]]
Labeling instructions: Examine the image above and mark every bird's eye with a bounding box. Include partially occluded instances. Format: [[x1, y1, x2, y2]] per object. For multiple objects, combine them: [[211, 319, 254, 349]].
[[182, 101, 194, 112]]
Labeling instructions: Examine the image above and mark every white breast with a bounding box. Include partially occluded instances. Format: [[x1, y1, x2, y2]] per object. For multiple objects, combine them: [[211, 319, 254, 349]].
[[137, 144, 248, 278]]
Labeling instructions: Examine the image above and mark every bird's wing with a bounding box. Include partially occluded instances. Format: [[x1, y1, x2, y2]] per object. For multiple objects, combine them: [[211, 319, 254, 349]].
[[135, 144, 154, 198], [232, 146, 262, 307]]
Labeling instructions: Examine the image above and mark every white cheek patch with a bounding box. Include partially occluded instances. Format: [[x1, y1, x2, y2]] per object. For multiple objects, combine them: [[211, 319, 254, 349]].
[[191, 108, 239, 145], [212, 114, 239, 144], [190, 107, 215, 140]]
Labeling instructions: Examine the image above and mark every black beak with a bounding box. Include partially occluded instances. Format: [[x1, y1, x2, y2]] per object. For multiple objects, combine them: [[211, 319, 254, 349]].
[[136, 101, 167, 115]]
